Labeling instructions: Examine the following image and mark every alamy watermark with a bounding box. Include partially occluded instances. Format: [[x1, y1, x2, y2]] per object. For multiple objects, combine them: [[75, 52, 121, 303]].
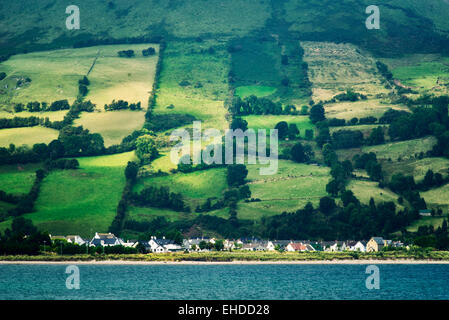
[[170, 121, 279, 175], [66, 5, 80, 30], [65, 265, 80, 290], [365, 265, 380, 290], [366, 5, 380, 30]]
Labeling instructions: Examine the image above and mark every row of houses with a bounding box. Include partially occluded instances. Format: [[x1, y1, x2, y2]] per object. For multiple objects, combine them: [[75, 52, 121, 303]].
[[51, 233, 404, 253]]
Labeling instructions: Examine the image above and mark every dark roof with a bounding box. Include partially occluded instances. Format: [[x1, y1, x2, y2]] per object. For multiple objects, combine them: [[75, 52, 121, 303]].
[[371, 237, 384, 245], [153, 239, 174, 246]]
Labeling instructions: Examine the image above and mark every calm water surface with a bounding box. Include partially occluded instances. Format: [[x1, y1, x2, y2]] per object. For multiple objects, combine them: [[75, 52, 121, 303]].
[[0, 264, 448, 300]]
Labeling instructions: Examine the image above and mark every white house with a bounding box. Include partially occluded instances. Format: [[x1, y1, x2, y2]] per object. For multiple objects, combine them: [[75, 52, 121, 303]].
[[66, 235, 87, 246], [266, 241, 276, 251], [146, 236, 182, 253], [90, 233, 125, 247], [350, 241, 367, 252], [286, 242, 307, 252]]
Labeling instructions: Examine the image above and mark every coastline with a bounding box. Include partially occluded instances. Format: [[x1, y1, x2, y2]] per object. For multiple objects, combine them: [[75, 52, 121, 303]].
[[2, 259, 449, 265]]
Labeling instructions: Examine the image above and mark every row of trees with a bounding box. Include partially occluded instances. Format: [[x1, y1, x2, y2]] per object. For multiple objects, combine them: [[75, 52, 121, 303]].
[[78, 76, 90, 97], [132, 186, 189, 212], [229, 95, 298, 116], [104, 100, 142, 111], [13, 99, 71, 113], [0, 116, 41, 129]]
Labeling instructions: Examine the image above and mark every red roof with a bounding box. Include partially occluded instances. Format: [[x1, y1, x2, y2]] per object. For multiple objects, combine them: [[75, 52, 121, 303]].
[[288, 243, 307, 251]]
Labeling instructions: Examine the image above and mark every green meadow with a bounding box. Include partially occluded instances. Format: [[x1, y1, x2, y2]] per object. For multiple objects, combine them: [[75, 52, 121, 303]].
[[407, 215, 448, 233], [381, 54, 449, 94], [235, 86, 277, 98], [85, 44, 159, 108], [75, 110, 146, 147], [0, 44, 158, 109], [0, 48, 94, 106], [336, 137, 438, 162], [0, 163, 41, 194], [0, 152, 136, 237], [243, 115, 314, 139], [422, 183, 449, 208], [0, 110, 67, 121], [153, 40, 229, 130], [238, 161, 330, 219], [382, 157, 449, 181], [134, 168, 228, 209], [325, 100, 410, 121], [347, 180, 403, 210], [0, 127, 59, 147]]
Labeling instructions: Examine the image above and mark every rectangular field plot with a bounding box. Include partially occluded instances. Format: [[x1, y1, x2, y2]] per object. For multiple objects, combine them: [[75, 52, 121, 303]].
[[134, 168, 228, 209], [153, 40, 229, 130], [0, 152, 136, 237], [336, 137, 437, 162], [302, 41, 390, 102], [75, 110, 145, 147], [325, 100, 410, 120], [240, 161, 331, 219], [0, 163, 41, 195], [0, 126, 59, 147], [347, 180, 403, 210], [0, 48, 95, 106], [381, 54, 449, 95], [0, 110, 67, 121], [0, 44, 159, 110], [382, 157, 449, 181], [243, 115, 314, 139], [85, 44, 159, 108]]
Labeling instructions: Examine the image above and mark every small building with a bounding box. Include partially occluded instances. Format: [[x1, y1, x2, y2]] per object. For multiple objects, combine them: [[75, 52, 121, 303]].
[[351, 241, 367, 252], [90, 233, 124, 247], [266, 241, 276, 251], [286, 242, 308, 252], [322, 241, 346, 252], [366, 237, 387, 252], [241, 242, 266, 251], [419, 209, 432, 217], [66, 235, 87, 246], [146, 236, 182, 253]]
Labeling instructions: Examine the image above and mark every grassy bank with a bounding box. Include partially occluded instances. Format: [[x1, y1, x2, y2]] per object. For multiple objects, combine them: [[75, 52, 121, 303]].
[[2, 251, 449, 262]]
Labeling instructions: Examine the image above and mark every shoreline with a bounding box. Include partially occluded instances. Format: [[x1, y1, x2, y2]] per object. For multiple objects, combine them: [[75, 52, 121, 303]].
[[2, 259, 449, 265]]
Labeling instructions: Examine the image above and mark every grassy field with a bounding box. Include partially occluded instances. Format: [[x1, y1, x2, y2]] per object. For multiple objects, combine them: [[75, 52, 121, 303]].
[[0, 110, 67, 121], [324, 100, 410, 120], [382, 157, 449, 181], [0, 48, 93, 106], [0, 44, 158, 109], [0, 163, 41, 194], [347, 180, 403, 210], [302, 42, 390, 102], [134, 168, 228, 209], [153, 40, 229, 130], [0, 126, 59, 147], [407, 215, 448, 233], [330, 125, 386, 138], [336, 137, 438, 162], [75, 110, 146, 147], [235, 86, 277, 98], [422, 183, 449, 209], [238, 161, 330, 220], [0, 152, 137, 237], [85, 44, 159, 108], [381, 54, 449, 95], [243, 115, 314, 139]]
